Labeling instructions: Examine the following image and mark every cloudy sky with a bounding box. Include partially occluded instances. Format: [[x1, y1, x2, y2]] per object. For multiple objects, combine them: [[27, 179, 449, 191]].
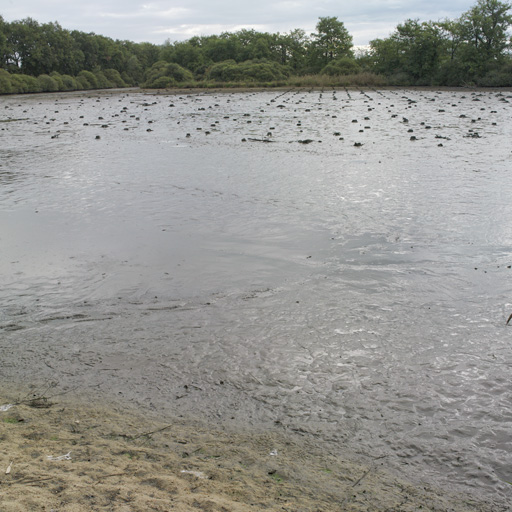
[[2, 0, 478, 46]]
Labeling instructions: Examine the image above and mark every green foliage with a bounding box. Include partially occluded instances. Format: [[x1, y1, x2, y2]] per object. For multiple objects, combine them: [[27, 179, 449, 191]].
[[1, 2, 511, 93], [93, 69, 111, 88], [103, 68, 127, 87], [370, 19, 447, 84], [458, 0, 512, 74], [309, 17, 353, 72], [49, 71, 65, 90], [476, 58, 512, 84], [369, 0, 512, 85], [206, 59, 290, 82], [149, 76, 176, 88], [0, 69, 12, 93], [321, 56, 360, 75], [9, 73, 41, 93], [60, 74, 79, 91], [78, 70, 98, 89], [75, 74, 91, 89], [0, 16, 7, 70], [160, 38, 206, 73], [143, 61, 194, 88], [0, 16, 158, 85], [37, 73, 59, 92]]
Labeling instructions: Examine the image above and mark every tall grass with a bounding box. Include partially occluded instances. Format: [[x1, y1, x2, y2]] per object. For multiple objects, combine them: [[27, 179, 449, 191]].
[[149, 72, 388, 91], [1, 70, 388, 95]]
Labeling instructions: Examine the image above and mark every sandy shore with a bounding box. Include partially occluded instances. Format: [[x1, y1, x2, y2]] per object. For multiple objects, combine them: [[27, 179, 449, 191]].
[[0, 384, 502, 512]]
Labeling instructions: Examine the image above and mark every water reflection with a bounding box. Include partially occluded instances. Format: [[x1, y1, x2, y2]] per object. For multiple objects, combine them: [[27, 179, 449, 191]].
[[1, 88, 511, 507]]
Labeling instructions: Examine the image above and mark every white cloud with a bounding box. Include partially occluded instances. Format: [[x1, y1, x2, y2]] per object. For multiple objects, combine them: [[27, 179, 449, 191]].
[[99, 7, 190, 20], [1, 0, 481, 45], [154, 23, 271, 38]]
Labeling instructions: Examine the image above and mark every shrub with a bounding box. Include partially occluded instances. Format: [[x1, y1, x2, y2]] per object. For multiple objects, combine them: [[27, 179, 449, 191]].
[[9, 74, 41, 93], [78, 70, 99, 89], [0, 69, 12, 94], [121, 71, 133, 86], [61, 74, 78, 91], [49, 71, 65, 91], [93, 70, 111, 89], [205, 59, 290, 83], [37, 74, 59, 92], [386, 71, 413, 86], [103, 69, 127, 88], [143, 61, 193, 88], [149, 76, 176, 88], [476, 61, 512, 87], [321, 57, 360, 76]]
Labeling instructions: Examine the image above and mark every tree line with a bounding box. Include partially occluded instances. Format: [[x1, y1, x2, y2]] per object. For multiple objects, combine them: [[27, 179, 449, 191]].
[[0, 0, 511, 94]]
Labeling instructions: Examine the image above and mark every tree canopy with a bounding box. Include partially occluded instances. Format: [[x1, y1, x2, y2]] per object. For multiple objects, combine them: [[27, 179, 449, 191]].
[[370, 0, 512, 85], [1, 0, 512, 93]]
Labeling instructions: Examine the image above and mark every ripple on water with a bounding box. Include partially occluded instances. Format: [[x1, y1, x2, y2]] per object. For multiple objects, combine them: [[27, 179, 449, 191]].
[[1, 88, 512, 506]]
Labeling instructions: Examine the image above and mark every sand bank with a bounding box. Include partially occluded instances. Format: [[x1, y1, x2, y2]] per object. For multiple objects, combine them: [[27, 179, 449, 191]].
[[0, 384, 501, 512]]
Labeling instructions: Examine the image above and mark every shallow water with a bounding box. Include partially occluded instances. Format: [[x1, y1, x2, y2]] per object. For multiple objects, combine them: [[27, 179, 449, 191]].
[[1, 87, 512, 506]]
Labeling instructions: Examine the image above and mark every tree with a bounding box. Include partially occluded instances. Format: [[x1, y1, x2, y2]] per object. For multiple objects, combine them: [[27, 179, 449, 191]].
[[370, 19, 450, 84], [458, 0, 512, 73], [4, 18, 40, 72], [160, 39, 205, 73], [397, 20, 447, 83], [310, 16, 353, 71], [274, 29, 309, 72], [0, 16, 8, 69]]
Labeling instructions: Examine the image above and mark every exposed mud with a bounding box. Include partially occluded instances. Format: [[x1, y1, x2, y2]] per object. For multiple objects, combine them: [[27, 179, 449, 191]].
[[1, 87, 512, 509]]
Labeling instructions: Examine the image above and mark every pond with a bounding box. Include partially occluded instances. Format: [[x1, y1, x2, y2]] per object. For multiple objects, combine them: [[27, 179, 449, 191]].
[[1, 87, 512, 506]]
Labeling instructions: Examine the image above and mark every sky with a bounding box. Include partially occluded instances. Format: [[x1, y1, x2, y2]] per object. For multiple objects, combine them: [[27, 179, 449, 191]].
[[2, 0, 479, 47]]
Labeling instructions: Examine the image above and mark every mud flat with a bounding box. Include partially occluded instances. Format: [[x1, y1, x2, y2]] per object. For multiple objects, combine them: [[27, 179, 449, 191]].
[[1, 87, 512, 509]]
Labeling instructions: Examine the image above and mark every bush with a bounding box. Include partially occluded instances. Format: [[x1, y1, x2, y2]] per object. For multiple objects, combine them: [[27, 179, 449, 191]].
[[37, 74, 59, 92], [205, 59, 290, 83], [121, 71, 134, 86], [477, 70, 512, 87], [0, 69, 12, 94], [93, 70, 111, 89], [150, 76, 176, 88], [61, 74, 78, 91], [435, 60, 472, 86], [78, 70, 99, 89], [143, 61, 194, 88], [386, 71, 413, 86], [285, 72, 387, 88], [103, 69, 127, 88], [49, 71, 65, 91], [321, 57, 360, 76], [9, 74, 41, 93], [476, 61, 512, 87]]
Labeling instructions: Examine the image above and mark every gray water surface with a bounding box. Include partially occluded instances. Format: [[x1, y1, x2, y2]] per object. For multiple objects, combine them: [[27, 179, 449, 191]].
[[1, 88, 512, 506]]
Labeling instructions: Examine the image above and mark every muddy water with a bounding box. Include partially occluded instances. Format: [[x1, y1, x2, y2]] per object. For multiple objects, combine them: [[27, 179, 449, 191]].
[[1, 87, 512, 506]]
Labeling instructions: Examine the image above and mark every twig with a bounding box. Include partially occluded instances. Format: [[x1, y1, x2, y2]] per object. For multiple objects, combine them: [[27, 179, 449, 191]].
[[3, 476, 53, 486], [96, 472, 130, 481], [340, 454, 388, 506], [127, 424, 174, 440], [351, 467, 372, 488], [14, 382, 81, 408]]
